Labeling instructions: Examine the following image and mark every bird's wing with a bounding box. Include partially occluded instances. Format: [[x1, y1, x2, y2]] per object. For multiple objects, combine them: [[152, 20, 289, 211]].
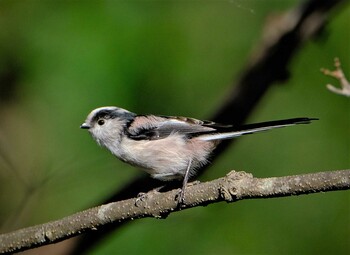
[[127, 115, 221, 140]]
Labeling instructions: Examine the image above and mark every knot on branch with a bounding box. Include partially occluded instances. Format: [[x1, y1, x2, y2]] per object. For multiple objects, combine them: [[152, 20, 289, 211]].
[[219, 170, 254, 202]]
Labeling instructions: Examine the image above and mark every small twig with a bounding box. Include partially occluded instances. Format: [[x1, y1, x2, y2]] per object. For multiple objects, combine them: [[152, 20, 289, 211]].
[[0, 169, 349, 254], [321, 58, 350, 97]]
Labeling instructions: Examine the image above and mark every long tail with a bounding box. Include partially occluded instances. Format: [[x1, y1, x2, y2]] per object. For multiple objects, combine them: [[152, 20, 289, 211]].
[[199, 117, 318, 141]]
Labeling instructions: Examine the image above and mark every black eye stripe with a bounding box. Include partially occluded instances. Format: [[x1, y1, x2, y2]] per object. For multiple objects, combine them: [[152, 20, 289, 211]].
[[91, 109, 136, 125], [92, 110, 115, 123]]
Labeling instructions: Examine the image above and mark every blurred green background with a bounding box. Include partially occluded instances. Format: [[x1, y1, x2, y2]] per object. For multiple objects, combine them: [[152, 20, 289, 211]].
[[0, 1, 349, 254]]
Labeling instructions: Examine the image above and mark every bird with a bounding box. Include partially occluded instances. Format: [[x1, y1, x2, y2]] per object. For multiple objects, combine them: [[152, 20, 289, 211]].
[[80, 106, 317, 204]]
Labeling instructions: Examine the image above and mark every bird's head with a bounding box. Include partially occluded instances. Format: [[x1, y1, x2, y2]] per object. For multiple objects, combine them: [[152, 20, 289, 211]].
[[81, 106, 136, 147]]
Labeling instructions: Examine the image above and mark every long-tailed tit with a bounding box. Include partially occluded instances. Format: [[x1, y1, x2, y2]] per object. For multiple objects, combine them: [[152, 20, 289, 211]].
[[81, 106, 317, 203]]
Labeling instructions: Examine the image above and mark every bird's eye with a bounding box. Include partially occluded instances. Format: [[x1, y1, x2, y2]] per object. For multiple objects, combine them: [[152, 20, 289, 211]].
[[98, 119, 105, 126]]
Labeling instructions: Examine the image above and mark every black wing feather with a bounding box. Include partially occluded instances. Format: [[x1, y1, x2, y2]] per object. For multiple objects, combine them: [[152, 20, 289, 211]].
[[127, 115, 217, 140]]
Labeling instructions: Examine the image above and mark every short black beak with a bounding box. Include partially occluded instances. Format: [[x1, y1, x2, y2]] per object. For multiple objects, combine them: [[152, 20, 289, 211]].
[[80, 123, 90, 129]]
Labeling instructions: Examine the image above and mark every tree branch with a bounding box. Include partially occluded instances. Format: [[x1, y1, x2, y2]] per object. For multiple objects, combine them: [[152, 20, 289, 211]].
[[321, 58, 350, 97], [1, 169, 349, 254]]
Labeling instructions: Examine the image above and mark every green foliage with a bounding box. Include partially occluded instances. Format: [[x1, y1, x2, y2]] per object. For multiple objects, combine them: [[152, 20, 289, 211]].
[[0, 1, 348, 254]]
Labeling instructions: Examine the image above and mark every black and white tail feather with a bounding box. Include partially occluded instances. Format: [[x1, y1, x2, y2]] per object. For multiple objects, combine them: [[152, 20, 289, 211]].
[[198, 118, 316, 141]]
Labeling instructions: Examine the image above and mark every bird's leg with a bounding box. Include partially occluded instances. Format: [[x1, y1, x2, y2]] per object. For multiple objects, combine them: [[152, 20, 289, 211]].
[[178, 158, 192, 206]]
